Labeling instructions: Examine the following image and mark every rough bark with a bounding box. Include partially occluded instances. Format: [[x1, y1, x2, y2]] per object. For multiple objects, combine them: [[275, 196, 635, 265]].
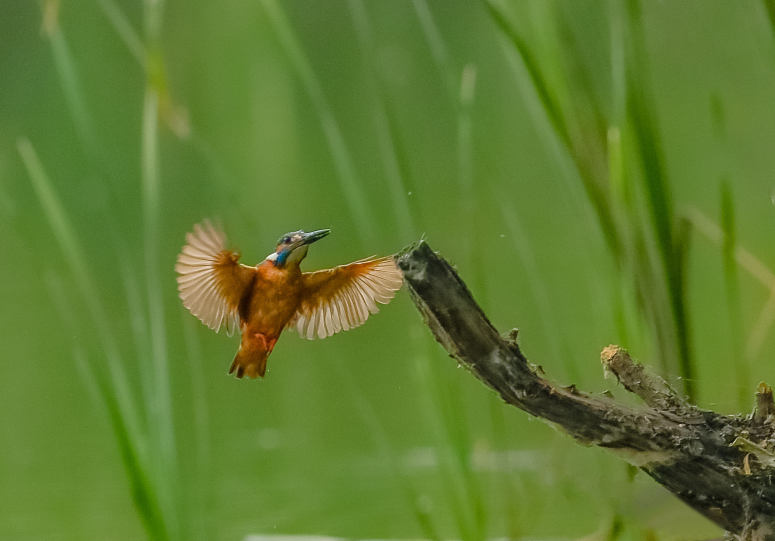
[[396, 241, 775, 540]]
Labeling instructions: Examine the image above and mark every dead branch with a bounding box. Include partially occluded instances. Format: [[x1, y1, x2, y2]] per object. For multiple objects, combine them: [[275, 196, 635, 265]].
[[396, 241, 775, 540]]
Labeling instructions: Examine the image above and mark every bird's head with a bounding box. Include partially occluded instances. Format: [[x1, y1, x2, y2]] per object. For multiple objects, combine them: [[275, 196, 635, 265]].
[[266, 229, 331, 268]]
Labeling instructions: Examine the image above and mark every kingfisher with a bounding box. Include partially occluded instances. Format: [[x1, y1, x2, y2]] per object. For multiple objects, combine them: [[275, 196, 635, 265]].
[[175, 220, 404, 378]]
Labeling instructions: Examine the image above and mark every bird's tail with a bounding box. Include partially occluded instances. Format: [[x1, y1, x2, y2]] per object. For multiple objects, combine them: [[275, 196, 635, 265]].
[[230, 333, 276, 379]]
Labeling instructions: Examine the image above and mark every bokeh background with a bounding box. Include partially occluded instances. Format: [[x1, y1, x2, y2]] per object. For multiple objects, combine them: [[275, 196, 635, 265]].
[[3, 0, 775, 539]]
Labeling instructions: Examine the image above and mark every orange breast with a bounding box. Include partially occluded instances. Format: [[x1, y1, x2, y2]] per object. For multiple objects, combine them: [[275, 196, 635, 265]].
[[243, 261, 304, 336]]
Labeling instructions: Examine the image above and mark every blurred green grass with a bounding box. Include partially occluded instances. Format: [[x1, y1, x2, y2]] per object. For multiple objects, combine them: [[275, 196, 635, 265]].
[[4, 1, 775, 539]]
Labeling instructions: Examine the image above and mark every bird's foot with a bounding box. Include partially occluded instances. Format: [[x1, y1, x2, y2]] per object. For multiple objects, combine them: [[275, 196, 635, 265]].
[[253, 333, 278, 353]]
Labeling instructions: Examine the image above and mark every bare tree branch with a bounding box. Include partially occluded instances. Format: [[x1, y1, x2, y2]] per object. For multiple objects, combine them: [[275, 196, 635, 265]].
[[397, 241, 775, 540]]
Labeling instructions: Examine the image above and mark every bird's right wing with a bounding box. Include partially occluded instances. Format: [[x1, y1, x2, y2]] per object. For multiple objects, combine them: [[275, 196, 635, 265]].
[[289, 256, 403, 340], [175, 220, 256, 335]]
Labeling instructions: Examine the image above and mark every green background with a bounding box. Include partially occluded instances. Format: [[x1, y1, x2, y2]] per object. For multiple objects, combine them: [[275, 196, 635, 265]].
[[3, 1, 775, 539]]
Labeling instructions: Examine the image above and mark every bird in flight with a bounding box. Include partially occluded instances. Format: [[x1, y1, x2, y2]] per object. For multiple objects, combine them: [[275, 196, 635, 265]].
[[175, 221, 404, 378]]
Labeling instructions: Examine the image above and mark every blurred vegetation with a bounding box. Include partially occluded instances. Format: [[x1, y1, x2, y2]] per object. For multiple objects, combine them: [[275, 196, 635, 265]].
[[3, 1, 775, 539]]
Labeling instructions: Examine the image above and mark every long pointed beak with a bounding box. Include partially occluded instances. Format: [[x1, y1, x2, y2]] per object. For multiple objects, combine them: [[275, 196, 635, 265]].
[[302, 229, 331, 245]]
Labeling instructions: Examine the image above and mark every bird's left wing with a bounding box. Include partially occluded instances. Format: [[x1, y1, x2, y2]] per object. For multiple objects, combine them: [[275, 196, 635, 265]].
[[175, 220, 256, 335], [289, 256, 403, 340]]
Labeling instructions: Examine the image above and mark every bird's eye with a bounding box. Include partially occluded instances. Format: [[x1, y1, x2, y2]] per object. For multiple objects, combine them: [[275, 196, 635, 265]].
[[283, 236, 291, 244]]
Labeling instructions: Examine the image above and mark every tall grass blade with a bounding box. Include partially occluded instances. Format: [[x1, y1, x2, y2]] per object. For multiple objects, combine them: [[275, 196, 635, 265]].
[[687, 208, 775, 291], [498, 199, 579, 381], [486, 399, 524, 540], [97, 0, 243, 221], [489, 0, 694, 398], [720, 181, 748, 408], [96, 0, 146, 66], [490, 2, 627, 367], [348, 0, 417, 241], [416, 350, 476, 541], [330, 355, 442, 541], [400, 13, 489, 533], [607, 6, 647, 354], [181, 316, 213, 541], [140, 0, 190, 539], [342, 9, 436, 534], [457, 64, 478, 279], [411, 2, 485, 298], [411, 0, 456, 101], [712, 98, 748, 407], [141, 89, 173, 447], [689, 208, 775, 363], [623, 0, 694, 398], [78, 349, 169, 540], [403, 7, 488, 535], [46, 272, 166, 539], [293, 2, 426, 518], [485, 1, 568, 148], [20, 138, 168, 539], [486, 0, 620, 259], [377, 102, 419, 237], [673, 214, 692, 383], [141, 0, 181, 529], [17, 138, 137, 430], [117, 251, 157, 432], [41, 1, 97, 158], [260, 0, 374, 245], [607, 127, 637, 346]]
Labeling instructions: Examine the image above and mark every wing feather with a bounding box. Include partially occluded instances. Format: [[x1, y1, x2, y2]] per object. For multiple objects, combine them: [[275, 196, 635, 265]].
[[329, 295, 343, 333], [175, 220, 256, 335], [323, 302, 334, 336], [288, 256, 403, 340]]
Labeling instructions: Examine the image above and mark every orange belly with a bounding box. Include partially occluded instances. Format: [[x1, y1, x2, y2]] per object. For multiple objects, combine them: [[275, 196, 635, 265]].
[[244, 261, 304, 335], [230, 261, 304, 378]]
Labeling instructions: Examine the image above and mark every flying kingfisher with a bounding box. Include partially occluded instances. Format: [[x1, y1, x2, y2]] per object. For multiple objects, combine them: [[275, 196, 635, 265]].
[[175, 220, 404, 378]]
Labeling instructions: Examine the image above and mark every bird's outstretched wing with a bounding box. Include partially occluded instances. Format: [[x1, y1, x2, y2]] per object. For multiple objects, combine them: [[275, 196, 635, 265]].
[[289, 256, 403, 340], [175, 220, 256, 335]]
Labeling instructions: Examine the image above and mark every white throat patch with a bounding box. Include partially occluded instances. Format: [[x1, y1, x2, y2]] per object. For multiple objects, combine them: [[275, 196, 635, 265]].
[[286, 245, 308, 265], [265, 251, 278, 262]]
